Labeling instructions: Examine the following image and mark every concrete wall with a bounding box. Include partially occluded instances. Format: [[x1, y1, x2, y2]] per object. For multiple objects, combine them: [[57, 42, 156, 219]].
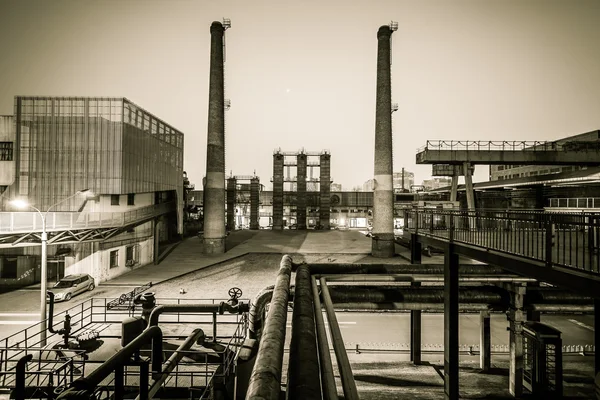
[[65, 236, 154, 283]]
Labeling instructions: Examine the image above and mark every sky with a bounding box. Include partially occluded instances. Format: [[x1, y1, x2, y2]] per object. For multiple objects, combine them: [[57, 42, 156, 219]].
[[0, 0, 599, 190]]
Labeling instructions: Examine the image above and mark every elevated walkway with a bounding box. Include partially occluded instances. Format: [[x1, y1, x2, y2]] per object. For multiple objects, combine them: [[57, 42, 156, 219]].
[[416, 134, 600, 165], [0, 202, 176, 247]]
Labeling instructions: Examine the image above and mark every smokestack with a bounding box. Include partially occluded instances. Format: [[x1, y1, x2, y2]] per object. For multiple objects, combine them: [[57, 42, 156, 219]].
[[372, 25, 395, 258], [203, 21, 226, 254]]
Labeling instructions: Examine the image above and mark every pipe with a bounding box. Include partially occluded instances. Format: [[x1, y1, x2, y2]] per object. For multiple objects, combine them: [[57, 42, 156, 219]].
[[320, 277, 359, 400], [14, 354, 33, 400], [246, 255, 293, 400], [248, 285, 275, 339], [148, 302, 248, 328], [301, 263, 505, 275], [331, 303, 494, 312], [311, 276, 338, 400], [529, 304, 594, 313], [323, 274, 538, 283], [137, 328, 205, 400], [63, 326, 163, 395], [287, 265, 321, 400]]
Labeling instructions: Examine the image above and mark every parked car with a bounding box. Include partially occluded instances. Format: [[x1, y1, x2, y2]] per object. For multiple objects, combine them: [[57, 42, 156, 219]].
[[49, 274, 95, 302]]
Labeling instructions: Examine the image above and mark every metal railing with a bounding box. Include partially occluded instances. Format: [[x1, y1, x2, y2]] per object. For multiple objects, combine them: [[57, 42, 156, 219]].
[[548, 198, 600, 209], [405, 208, 600, 273], [417, 140, 560, 153], [0, 201, 175, 234]]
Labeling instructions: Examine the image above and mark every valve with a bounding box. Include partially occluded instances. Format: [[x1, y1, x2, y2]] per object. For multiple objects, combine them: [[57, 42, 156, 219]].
[[228, 287, 243, 307]]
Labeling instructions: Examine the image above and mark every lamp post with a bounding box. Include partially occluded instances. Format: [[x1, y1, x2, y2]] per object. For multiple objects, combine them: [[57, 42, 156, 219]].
[[10, 189, 90, 346]]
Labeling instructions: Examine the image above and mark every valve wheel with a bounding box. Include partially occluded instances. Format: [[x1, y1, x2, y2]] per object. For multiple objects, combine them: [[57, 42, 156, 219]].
[[228, 287, 243, 300]]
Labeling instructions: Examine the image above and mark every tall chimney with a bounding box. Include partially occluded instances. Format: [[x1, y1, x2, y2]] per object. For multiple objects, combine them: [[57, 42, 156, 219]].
[[372, 25, 395, 258], [203, 21, 226, 254]]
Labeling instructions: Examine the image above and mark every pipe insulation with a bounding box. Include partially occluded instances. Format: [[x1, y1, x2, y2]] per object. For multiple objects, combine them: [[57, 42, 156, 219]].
[[246, 255, 293, 400], [286, 265, 321, 400]]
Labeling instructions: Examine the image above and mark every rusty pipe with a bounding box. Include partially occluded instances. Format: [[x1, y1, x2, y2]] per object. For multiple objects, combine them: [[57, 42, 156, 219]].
[[148, 302, 248, 328], [246, 255, 293, 400], [63, 326, 163, 395], [14, 354, 33, 400], [138, 328, 205, 400], [320, 277, 359, 400], [311, 276, 338, 400], [287, 265, 321, 400]]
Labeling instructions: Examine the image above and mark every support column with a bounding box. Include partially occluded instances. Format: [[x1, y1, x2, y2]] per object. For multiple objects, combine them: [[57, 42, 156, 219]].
[[411, 282, 422, 365], [372, 25, 395, 258], [444, 243, 459, 400], [410, 233, 421, 264], [272, 152, 284, 230], [203, 21, 227, 254], [297, 153, 307, 230], [226, 177, 236, 231], [508, 284, 525, 397], [153, 219, 160, 265], [450, 174, 459, 203], [464, 162, 475, 210], [595, 299, 600, 376], [479, 311, 491, 372], [319, 152, 331, 230], [250, 177, 260, 230]]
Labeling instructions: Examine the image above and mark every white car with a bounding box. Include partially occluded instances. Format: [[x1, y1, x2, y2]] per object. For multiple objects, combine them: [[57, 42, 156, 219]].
[[49, 274, 95, 302]]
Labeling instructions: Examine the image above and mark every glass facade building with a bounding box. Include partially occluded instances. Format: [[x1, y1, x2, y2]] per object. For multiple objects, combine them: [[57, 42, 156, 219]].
[[13, 97, 183, 211]]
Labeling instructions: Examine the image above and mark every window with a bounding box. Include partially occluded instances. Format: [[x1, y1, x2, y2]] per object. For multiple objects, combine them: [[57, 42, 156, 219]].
[[126, 245, 138, 267], [111, 195, 120, 206], [127, 193, 135, 206], [1, 257, 18, 279], [0, 142, 13, 161], [109, 250, 119, 268]]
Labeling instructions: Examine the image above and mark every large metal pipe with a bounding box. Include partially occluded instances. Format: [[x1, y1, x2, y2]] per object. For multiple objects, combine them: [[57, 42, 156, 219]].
[[14, 354, 33, 400], [246, 255, 293, 400], [302, 263, 505, 275], [148, 302, 247, 328], [138, 328, 205, 400], [332, 302, 493, 311], [248, 285, 275, 339], [372, 24, 395, 258], [203, 20, 227, 254], [287, 265, 321, 399], [311, 276, 338, 400], [323, 274, 538, 283], [320, 277, 359, 400], [62, 326, 163, 396]]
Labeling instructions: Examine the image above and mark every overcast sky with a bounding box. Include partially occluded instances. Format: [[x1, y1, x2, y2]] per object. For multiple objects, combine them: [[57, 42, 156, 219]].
[[1, 0, 599, 190]]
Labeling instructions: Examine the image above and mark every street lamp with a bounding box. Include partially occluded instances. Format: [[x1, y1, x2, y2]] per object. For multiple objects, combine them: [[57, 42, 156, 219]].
[[10, 189, 91, 346]]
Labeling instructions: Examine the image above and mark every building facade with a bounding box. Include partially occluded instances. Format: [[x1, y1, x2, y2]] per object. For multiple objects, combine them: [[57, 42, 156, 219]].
[[0, 96, 184, 288]]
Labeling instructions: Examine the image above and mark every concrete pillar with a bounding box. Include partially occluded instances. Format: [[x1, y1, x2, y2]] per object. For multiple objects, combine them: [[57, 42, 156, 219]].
[[444, 243, 459, 400], [464, 162, 475, 210], [226, 177, 236, 231], [508, 284, 525, 397], [273, 152, 284, 230], [297, 153, 307, 230], [480, 311, 491, 371], [250, 177, 260, 230], [153, 219, 160, 265], [203, 21, 226, 254], [450, 174, 459, 203], [319, 153, 331, 230], [372, 25, 395, 258]]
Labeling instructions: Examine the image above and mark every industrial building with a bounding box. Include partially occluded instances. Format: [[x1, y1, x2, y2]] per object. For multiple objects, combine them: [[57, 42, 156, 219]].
[[0, 96, 183, 290]]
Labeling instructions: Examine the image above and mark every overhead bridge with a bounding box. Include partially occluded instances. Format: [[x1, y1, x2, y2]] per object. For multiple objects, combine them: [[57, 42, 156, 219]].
[[0, 201, 176, 247], [416, 134, 600, 165]]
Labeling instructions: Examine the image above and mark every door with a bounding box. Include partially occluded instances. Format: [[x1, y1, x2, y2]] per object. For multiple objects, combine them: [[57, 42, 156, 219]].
[[76, 278, 86, 294]]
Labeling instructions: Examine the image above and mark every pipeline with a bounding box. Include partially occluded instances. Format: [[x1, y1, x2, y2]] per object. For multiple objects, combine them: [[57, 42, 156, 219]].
[[13, 354, 32, 400], [246, 255, 293, 400], [286, 265, 321, 400], [137, 328, 205, 400], [311, 277, 338, 400], [248, 285, 275, 339], [323, 274, 537, 283], [57, 326, 163, 398], [148, 302, 247, 328], [299, 263, 506, 275]]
